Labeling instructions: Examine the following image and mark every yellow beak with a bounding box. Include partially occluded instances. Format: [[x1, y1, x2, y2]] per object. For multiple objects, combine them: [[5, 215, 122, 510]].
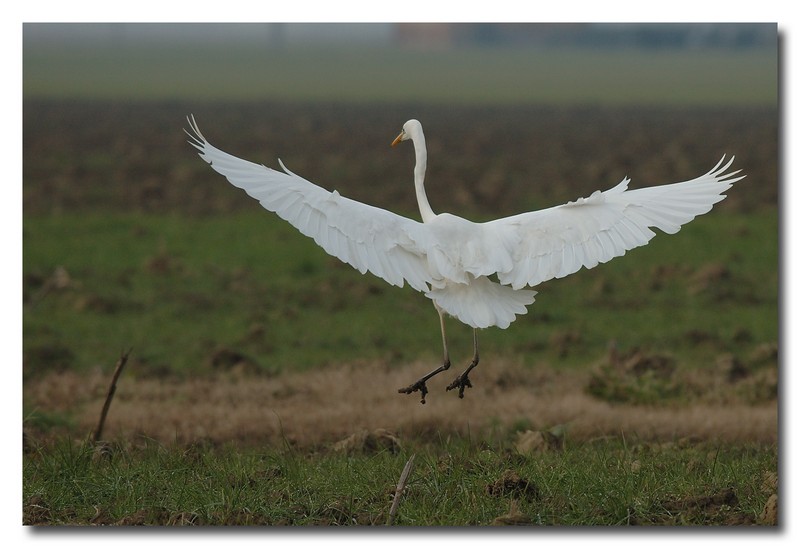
[[391, 131, 404, 147]]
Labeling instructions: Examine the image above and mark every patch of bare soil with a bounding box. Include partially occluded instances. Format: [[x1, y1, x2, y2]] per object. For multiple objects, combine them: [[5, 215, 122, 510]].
[[24, 359, 777, 448], [650, 488, 756, 525], [486, 469, 540, 501], [23, 100, 777, 217]]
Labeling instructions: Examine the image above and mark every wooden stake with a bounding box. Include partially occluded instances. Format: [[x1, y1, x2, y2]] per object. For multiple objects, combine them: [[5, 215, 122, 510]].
[[387, 453, 416, 526], [91, 348, 131, 444]]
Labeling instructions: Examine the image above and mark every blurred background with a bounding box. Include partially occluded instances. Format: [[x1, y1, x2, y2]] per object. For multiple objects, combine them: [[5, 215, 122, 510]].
[[22, 23, 778, 444], [24, 22, 776, 104], [23, 22, 778, 216]]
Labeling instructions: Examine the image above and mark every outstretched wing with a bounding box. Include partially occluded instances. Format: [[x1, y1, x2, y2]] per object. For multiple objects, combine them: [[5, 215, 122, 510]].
[[484, 157, 745, 290], [185, 116, 433, 292]]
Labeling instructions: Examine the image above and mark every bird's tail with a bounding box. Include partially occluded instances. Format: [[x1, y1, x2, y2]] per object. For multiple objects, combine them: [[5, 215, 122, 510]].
[[427, 276, 536, 329]]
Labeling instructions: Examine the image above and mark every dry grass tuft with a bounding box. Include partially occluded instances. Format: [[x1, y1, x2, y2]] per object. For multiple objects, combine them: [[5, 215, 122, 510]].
[[24, 359, 777, 448]]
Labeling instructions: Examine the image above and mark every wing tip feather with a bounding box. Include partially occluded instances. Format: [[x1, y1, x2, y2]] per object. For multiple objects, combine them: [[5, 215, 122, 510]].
[[184, 114, 207, 153]]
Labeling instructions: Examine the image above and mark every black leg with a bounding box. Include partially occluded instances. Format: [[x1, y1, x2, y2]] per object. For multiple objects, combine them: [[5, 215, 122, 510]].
[[399, 304, 451, 404], [446, 329, 480, 399]]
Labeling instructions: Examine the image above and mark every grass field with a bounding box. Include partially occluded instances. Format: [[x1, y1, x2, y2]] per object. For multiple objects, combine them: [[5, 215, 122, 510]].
[[24, 436, 776, 526], [21, 36, 779, 525], [22, 210, 778, 380]]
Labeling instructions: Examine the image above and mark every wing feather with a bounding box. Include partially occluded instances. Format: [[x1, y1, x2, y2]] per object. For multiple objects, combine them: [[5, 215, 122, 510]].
[[186, 116, 433, 292], [486, 156, 744, 289]]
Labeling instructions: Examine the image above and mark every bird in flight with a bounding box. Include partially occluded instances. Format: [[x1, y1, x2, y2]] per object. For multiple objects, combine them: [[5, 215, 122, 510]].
[[186, 116, 743, 404]]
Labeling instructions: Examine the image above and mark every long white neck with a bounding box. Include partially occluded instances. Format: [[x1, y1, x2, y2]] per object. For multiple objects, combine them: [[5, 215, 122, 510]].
[[411, 131, 436, 223]]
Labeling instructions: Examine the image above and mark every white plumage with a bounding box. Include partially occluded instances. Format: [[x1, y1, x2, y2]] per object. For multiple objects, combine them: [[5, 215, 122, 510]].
[[186, 116, 743, 403]]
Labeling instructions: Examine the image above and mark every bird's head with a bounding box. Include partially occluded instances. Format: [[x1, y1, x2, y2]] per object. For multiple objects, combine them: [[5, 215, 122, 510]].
[[391, 119, 422, 147]]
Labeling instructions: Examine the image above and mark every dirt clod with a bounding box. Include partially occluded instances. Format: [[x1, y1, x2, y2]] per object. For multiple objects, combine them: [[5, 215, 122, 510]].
[[662, 487, 738, 512], [332, 428, 401, 455], [657, 487, 755, 525], [759, 494, 777, 525], [491, 500, 532, 526], [207, 347, 261, 376], [486, 470, 540, 501], [514, 429, 564, 456]]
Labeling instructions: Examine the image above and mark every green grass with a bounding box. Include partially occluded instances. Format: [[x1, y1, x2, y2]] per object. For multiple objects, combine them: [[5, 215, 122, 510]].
[[22, 210, 778, 380], [23, 44, 777, 106], [22, 208, 778, 526], [23, 436, 776, 525]]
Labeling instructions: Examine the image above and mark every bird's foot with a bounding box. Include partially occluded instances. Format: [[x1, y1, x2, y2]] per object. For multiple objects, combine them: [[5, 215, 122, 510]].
[[399, 360, 451, 404], [399, 380, 429, 404], [445, 373, 473, 399]]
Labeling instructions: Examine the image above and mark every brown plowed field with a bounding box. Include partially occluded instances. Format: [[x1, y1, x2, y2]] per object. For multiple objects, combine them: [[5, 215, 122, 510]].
[[23, 100, 777, 217]]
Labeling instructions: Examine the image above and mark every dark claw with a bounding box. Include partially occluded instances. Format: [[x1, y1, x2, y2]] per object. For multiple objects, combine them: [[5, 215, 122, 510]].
[[399, 380, 429, 404], [446, 374, 473, 399], [399, 360, 451, 404]]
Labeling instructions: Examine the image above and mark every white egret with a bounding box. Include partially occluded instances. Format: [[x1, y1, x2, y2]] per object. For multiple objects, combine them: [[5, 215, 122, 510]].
[[185, 116, 743, 404]]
